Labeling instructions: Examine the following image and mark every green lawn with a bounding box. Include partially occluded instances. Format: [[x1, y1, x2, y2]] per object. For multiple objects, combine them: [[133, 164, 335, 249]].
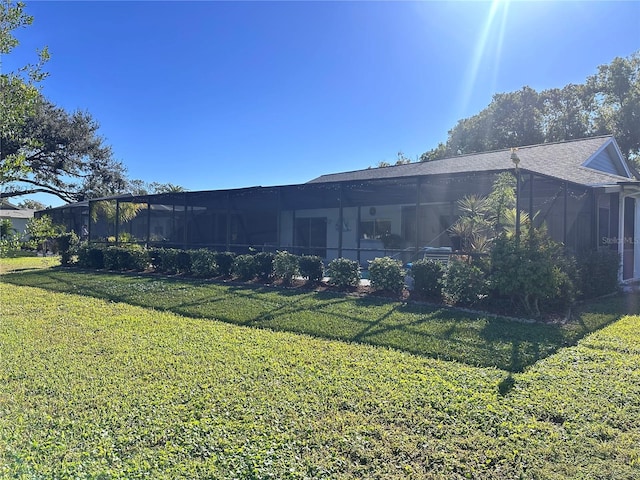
[[2, 268, 634, 372], [1, 265, 639, 478]]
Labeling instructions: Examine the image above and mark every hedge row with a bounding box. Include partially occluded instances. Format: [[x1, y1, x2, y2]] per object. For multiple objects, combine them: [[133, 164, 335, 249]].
[[71, 240, 619, 316]]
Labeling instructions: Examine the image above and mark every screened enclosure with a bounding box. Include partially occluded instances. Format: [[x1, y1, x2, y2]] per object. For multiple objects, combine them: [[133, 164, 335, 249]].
[[40, 170, 610, 267]]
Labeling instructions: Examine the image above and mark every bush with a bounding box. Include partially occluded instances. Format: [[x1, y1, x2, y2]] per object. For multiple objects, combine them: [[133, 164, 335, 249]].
[[273, 251, 299, 285], [213, 251, 235, 276], [253, 252, 275, 279], [76, 244, 105, 269], [443, 259, 488, 307], [56, 232, 79, 265], [327, 257, 360, 289], [490, 228, 574, 317], [175, 250, 192, 274], [578, 250, 620, 298], [148, 248, 190, 274], [233, 254, 258, 280], [103, 245, 149, 271], [298, 255, 324, 283], [189, 249, 219, 278], [410, 259, 444, 297], [368, 257, 405, 293]]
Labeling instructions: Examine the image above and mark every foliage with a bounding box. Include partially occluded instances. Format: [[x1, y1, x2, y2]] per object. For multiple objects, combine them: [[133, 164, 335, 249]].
[[102, 245, 149, 271], [213, 251, 235, 276], [16, 198, 47, 210], [253, 251, 275, 279], [25, 215, 62, 251], [189, 249, 219, 278], [327, 257, 360, 288], [443, 259, 489, 307], [578, 249, 620, 298], [419, 52, 640, 165], [1, 274, 638, 478], [298, 255, 324, 283], [1, 98, 128, 203], [368, 256, 405, 293], [0, 219, 20, 257], [272, 250, 299, 285], [0, 1, 49, 184], [147, 248, 191, 274], [76, 244, 105, 269], [409, 258, 444, 297], [232, 254, 257, 280], [490, 228, 574, 317], [55, 231, 78, 265]]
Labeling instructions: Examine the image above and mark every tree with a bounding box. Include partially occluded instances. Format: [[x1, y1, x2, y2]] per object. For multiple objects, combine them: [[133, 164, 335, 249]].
[[420, 52, 640, 166], [1, 99, 129, 203], [16, 198, 46, 210], [1, 1, 49, 179]]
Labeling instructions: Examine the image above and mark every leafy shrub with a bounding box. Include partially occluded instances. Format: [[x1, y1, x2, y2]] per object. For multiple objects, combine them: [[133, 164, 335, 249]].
[[298, 255, 324, 283], [175, 250, 192, 274], [442, 259, 488, 307], [490, 228, 574, 317], [103, 245, 149, 271], [148, 248, 166, 272], [233, 254, 258, 280], [213, 251, 235, 276], [189, 249, 219, 277], [368, 257, 405, 293], [76, 244, 105, 269], [149, 248, 190, 274], [273, 251, 299, 285], [410, 259, 444, 297], [253, 252, 275, 279], [578, 250, 619, 298], [56, 232, 79, 265], [327, 257, 360, 289]]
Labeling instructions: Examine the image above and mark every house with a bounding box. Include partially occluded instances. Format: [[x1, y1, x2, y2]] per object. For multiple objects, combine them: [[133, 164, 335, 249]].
[[0, 199, 36, 237], [40, 136, 640, 283]]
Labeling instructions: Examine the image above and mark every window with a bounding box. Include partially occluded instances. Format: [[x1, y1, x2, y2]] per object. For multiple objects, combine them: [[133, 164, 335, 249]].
[[360, 219, 391, 239]]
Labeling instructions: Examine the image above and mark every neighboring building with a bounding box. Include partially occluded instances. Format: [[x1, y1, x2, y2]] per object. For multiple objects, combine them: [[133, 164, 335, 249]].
[[39, 136, 640, 282], [0, 199, 35, 237]]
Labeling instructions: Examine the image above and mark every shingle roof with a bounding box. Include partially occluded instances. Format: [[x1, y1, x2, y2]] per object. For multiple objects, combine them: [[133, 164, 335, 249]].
[[308, 136, 635, 187]]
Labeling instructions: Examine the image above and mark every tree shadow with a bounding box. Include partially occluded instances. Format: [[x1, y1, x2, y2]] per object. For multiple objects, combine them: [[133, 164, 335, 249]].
[[2, 268, 635, 373]]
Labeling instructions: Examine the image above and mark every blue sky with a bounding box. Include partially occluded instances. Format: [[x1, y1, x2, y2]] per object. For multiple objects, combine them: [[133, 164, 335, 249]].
[[5, 1, 640, 207]]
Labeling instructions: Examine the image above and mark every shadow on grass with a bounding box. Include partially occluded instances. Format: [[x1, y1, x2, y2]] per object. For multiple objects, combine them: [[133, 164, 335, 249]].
[[2, 268, 635, 373]]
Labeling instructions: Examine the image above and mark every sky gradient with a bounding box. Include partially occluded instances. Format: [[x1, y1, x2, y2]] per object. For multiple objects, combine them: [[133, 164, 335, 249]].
[[5, 1, 640, 207]]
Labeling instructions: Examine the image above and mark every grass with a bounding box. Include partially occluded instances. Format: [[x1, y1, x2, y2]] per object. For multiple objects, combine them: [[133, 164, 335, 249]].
[[0, 254, 60, 274], [1, 278, 639, 478], [2, 267, 634, 372]]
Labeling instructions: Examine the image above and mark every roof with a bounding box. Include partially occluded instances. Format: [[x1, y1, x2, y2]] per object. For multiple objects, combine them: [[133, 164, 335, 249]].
[[308, 136, 636, 187], [0, 209, 36, 220]]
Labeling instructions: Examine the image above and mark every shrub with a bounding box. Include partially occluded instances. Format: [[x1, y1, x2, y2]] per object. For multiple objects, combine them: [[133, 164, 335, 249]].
[[253, 252, 275, 279], [298, 255, 324, 283], [410, 259, 444, 297], [368, 257, 405, 293], [148, 248, 166, 272], [175, 250, 192, 274], [103, 245, 149, 271], [233, 254, 258, 280], [578, 250, 620, 298], [442, 259, 488, 307], [273, 251, 299, 285], [76, 244, 105, 269], [490, 228, 574, 317], [327, 257, 360, 289], [56, 232, 79, 265], [213, 251, 235, 276], [189, 249, 219, 278]]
